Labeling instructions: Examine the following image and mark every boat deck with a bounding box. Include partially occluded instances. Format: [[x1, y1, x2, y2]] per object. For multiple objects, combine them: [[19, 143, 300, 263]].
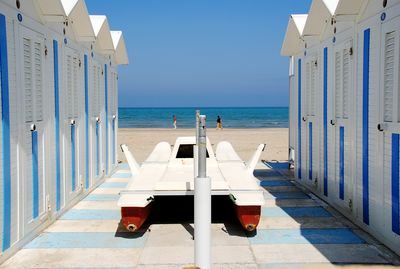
[[2, 163, 400, 268]]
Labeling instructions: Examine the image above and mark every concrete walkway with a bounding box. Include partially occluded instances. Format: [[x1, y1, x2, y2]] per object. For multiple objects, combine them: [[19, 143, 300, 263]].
[[2, 163, 400, 268]]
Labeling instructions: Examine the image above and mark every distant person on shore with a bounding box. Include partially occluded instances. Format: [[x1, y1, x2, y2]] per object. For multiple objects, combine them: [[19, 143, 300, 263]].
[[216, 115, 223, 130], [173, 115, 177, 129]]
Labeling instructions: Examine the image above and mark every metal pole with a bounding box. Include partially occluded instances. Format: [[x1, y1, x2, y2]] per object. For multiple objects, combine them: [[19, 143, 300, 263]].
[[194, 110, 200, 178], [194, 115, 211, 269]]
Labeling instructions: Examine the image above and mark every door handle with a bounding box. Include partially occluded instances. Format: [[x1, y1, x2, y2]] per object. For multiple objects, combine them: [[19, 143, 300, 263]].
[[330, 119, 336, 126], [70, 119, 76, 126], [377, 123, 385, 132], [30, 124, 36, 132], [302, 116, 307, 122]]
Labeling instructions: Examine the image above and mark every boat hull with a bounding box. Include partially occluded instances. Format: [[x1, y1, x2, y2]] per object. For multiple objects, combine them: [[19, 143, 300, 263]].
[[234, 205, 261, 231], [121, 204, 152, 232]]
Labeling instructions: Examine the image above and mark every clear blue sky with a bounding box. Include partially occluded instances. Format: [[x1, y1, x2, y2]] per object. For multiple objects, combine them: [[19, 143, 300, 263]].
[[86, 0, 311, 107]]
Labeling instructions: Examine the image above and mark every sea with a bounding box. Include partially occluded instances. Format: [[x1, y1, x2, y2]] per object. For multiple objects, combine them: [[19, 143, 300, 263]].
[[118, 107, 288, 128]]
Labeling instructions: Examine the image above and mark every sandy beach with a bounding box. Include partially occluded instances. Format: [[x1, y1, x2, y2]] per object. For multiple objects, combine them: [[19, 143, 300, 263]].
[[117, 128, 289, 163]]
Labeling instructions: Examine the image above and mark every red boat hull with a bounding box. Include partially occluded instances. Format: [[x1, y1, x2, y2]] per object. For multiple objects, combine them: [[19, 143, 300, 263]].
[[121, 204, 152, 232], [234, 205, 261, 231]]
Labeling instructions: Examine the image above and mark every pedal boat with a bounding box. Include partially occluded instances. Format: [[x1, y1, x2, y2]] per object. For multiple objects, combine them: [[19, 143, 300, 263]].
[[118, 137, 265, 232]]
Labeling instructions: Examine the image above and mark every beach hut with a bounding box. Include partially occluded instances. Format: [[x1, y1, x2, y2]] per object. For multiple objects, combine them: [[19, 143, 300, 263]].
[[0, 0, 128, 261], [282, 0, 400, 256], [281, 14, 307, 175]]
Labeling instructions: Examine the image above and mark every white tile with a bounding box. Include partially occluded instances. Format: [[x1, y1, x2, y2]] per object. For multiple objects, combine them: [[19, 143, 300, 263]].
[[2, 248, 141, 268]]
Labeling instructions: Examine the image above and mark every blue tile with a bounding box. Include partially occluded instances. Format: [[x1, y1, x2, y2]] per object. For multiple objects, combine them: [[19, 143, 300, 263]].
[[262, 207, 332, 217], [249, 228, 365, 245], [118, 163, 129, 170], [260, 180, 294, 187], [60, 209, 120, 220], [98, 182, 127, 189], [112, 173, 132, 178], [264, 192, 310, 200], [265, 162, 290, 170], [84, 194, 120, 201], [24, 232, 146, 249]]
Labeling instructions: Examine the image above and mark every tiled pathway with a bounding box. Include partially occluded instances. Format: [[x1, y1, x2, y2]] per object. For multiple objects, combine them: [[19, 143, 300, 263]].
[[2, 163, 400, 268]]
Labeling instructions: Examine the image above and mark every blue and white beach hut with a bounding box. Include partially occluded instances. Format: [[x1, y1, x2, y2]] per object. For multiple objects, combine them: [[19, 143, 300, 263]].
[[0, 0, 128, 261]]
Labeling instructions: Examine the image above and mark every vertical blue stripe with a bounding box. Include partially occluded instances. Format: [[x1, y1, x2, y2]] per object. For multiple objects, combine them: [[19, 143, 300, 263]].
[[104, 64, 108, 174], [309, 122, 312, 180], [0, 13, 11, 251], [298, 59, 302, 179], [362, 29, 370, 225], [31, 131, 39, 219], [392, 134, 399, 235], [339, 127, 345, 200], [84, 55, 89, 188], [53, 40, 61, 211], [112, 117, 115, 164], [71, 125, 76, 191], [96, 121, 99, 177], [323, 47, 328, 196]]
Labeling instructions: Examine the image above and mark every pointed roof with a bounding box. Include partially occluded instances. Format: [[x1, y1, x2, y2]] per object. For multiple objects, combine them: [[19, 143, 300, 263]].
[[61, 0, 95, 42], [90, 15, 114, 54], [36, 0, 66, 21], [303, 0, 339, 37], [335, 0, 364, 16], [111, 31, 129, 65], [281, 14, 308, 56]]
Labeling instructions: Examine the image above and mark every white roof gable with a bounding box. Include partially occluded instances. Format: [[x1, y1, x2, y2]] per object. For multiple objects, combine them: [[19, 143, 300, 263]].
[[111, 31, 129, 65], [90, 15, 114, 54], [335, 0, 364, 16], [61, 0, 95, 42], [36, 0, 66, 19], [303, 0, 339, 37], [281, 14, 307, 56]]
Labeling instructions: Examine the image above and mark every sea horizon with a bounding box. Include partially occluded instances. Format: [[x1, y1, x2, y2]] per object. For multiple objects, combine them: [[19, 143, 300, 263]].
[[118, 107, 289, 129]]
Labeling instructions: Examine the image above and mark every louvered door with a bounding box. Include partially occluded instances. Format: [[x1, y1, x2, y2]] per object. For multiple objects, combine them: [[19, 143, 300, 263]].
[[20, 27, 48, 234], [90, 61, 102, 180], [379, 17, 400, 237], [63, 47, 82, 202], [332, 40, 354, 212], [302, 57, 319, 188]]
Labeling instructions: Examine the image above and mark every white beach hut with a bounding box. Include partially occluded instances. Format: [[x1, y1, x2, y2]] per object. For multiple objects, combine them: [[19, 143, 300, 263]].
[[282, 0, 400, 256], [0, 0, 128, 261]]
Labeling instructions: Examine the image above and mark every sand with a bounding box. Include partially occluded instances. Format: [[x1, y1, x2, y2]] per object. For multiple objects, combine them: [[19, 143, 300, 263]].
[[117, 128, 288, 163]]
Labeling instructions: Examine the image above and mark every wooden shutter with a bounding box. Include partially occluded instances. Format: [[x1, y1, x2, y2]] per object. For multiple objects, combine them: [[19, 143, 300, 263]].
[[342, 47, 350, 119], [73, 56, 78, 118], [33, 42, 43, 121], [66, 55, 73, 119], [383, 31, 395, 123], [23, 37, 33, 123], [306, 62, 311, 116], [335, 51, 342, 119]]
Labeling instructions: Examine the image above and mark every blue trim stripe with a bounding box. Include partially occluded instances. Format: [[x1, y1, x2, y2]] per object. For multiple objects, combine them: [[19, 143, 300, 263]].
[[71, 125, 76, 191], [84, 55, 89, 188], [362, 29, 370, 225], [24, 232, 147, 249], [298, 59, 302, 179], [53, 40, 61, 211], [259, 180, 293, 187], [96, 121, 99, 176], [392, 133, 399, 235], [264, 192, 310, 200], [104, 64, 109, 174], [112, 117, 116, 165], [339, 127, 345, 200], [323, 47, 328, 196], [0, 13, 11, 251], [309, 122, 312, 180], [32, 131, 39, 219], [248, 228, 365, 245]]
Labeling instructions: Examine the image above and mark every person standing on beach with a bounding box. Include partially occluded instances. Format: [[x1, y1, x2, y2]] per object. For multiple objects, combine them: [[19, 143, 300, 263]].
[[216, 115, 223, 130], [173, 115, 177, 129]]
